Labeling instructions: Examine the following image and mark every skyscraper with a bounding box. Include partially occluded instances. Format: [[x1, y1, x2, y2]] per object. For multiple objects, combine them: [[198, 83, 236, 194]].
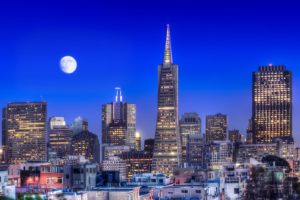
[[228, 129, 241, 143], [3, 102, 47, 164], [252, 65, 292, 143], [135, 131, 141, 151], [48, 117, 73, 160], [179, 112, 201, 164], [205, 113, 227, 143], [186, 134, 204, 169], [70, 130, 100, 163], [101, 88, 136, 148], [71, 116, 88, 135], [152, 25, 181, 176], [49, 117, 66, 129], [102, 103, 112, 144], [124, 102, 136, 148]]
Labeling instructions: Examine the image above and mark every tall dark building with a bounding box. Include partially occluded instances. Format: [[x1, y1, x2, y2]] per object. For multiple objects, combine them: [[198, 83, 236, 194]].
[[179, 112, 201, 165], [71, 130, 100, 163], [144, 138, 154, 156], [205, 113, 227, 143], [246, 119, 253, 144], [152, 25, 181, 176], [252, 65, 292, 143], [228, 129, 241, 143], [102, 88, 136, 148], [3, 102, 47, 164]]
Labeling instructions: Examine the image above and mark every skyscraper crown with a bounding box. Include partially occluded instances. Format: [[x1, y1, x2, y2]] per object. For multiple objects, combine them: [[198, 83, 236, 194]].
[[115, 87, 123, 102], [163, 24, 173, 65]]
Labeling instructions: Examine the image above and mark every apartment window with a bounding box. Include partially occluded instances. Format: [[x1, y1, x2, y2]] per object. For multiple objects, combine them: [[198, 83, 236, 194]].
[[57, 177, 63, 184], [234, 188, 239, 194]]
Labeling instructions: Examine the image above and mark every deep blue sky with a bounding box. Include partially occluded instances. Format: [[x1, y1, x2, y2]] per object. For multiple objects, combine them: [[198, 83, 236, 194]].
[[1, 0, 300, 144]]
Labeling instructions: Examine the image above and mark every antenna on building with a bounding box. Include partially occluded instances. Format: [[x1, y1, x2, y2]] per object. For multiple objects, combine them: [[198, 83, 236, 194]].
[[114, 87, 122, 102]]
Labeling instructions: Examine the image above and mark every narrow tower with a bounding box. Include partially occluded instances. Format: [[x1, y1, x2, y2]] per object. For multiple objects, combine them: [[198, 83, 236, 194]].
[[152, 25, 181, 176]]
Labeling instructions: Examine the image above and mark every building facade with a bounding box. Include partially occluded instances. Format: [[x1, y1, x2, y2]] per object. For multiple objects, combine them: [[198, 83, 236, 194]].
[[107, 122, 127, 146], [228, 129, 241, 143], [179, 112, 201, 165], [144, 139, 154, 156], [134, 132, 141, 151], [3, 102, 47, 164], [63, 163, 98, 190], [102, 145, 130, 161], [48, 117, 73, 160], [102, 156, 127, 181], [205, 113, 227, 143], [186, 134, 204, 169], [119, 151, 152, 180], [70, 131, 100, 163], [252, 65, 292, 143], [205, 141, 233, 170], [152, 24, 182, 176]]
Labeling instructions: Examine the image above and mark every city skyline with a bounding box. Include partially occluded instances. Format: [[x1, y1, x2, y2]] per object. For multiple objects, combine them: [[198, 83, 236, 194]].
[[2, 1, 300, 199], [1, 0, 300, 144]]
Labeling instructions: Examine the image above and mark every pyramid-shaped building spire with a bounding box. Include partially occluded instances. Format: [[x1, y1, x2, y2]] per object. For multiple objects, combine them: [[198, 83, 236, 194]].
[[163, 24, 173, 65]]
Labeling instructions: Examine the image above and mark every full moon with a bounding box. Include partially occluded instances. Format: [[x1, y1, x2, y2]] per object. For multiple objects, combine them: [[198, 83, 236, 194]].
[[60, 56, 77, 74]]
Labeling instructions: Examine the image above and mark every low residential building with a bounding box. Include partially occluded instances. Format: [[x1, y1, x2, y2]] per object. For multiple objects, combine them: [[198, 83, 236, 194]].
[[82, 187, 141, 200], [0, 166, 9, 195], [237, 140, 294, 163], [205, 140, 233, 170], [49, 187, 146, 200], [152, 184, 205, 200], [173, 168, 206, 185], [129, 173, 171, 187], [40, 164, 64, 189], [8, 164, 21, 186], [63, 163, 98, 191], [220, 163, 249, 199]]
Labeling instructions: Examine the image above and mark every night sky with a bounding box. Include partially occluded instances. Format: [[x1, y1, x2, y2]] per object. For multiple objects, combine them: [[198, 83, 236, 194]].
[[1, 0, 300, 144]]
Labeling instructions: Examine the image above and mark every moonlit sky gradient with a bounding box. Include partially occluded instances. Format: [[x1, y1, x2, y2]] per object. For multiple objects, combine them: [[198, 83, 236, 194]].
[[1, 0, 300, 144]]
